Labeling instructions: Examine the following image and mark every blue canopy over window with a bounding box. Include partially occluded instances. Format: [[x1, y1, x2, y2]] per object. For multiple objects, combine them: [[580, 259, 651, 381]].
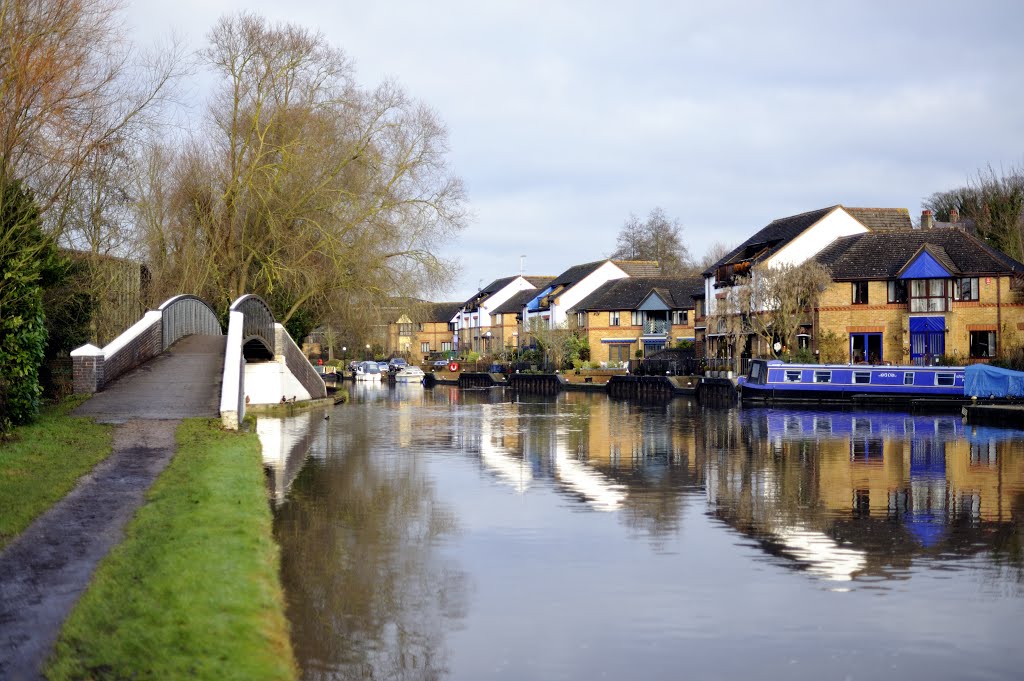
[[909, 316, 944, 333]]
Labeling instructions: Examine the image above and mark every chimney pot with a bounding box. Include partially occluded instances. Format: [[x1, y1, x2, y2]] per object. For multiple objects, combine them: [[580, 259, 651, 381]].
[[921, 209, 934, 230], [949, 207, 959, 224]]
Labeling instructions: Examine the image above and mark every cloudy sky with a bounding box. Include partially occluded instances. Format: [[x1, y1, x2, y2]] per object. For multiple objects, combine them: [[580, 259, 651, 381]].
[[125, 0, 1024, 301]]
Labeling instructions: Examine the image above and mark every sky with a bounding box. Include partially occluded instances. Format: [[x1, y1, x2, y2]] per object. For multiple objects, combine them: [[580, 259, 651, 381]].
[[124, 0, 1024, 302]]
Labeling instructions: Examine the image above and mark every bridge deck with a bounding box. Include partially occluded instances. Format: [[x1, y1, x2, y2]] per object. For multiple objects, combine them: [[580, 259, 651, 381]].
[[73, 335, 226, 422]]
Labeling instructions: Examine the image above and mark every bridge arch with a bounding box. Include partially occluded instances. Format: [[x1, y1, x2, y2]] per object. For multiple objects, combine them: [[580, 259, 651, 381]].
[[220, 294, 326, 429], [229, 294, 276, 360]]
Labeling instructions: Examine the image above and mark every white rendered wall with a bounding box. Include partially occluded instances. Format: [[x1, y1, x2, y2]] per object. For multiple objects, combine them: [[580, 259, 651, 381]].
[[245, 361, 313, 405], [552, 261, 628, 326], [767, 208, 868, 268]]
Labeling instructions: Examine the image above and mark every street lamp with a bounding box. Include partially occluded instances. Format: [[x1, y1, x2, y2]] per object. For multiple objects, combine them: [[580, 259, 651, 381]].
[[365, 343, 371, 360], [342, 346, 347, 360]]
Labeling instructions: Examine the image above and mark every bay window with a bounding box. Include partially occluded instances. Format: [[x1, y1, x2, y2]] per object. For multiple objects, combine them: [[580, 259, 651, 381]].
[[910, 279, 949, 312]]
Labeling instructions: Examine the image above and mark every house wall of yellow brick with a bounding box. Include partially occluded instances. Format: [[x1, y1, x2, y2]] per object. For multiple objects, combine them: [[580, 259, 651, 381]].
[[578, 310, 697, 363], [817, 276, 1024, 363], [412, 321, 455, 361]]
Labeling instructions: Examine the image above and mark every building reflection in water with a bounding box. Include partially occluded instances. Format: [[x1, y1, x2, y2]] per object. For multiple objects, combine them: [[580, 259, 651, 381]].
[[265, 387, 1024, 680]]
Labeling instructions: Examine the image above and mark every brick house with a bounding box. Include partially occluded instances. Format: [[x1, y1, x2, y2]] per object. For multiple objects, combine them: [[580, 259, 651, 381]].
[[814, 227, 1024, 364], [702, 205, 911, 361], [411, 302, 462, 361], [570, 276, 704, 363]]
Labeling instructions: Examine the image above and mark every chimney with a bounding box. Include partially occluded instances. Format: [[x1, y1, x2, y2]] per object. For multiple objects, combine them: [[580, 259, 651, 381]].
[[921, 209, 934, 230], [949, 207, 959, 224]]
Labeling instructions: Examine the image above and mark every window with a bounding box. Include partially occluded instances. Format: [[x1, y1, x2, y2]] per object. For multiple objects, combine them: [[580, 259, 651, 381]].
[[888, 280, 907, 304], [608, 344, 631, 363], [441, 341, 453, 352], [954, 277, 980, 302], [671, 310, 688, 325], [785, 370, 802, 382], [631, 311, 645, 326], [814, 370, 832, 383], [416, 322, 425, 331], [398, 323, 413, 335], [936, 372, 956, 387], [852, 281, 869, 304], [421, 342, 430, 353], [904, 372, 915, 385], [494, 314, 502, 325], [609, 311, 620, 326], [970, 330, 996, 358], [910, 279, 949, 312], [576, 312, 586, 328], [853, 371, 871, 384]]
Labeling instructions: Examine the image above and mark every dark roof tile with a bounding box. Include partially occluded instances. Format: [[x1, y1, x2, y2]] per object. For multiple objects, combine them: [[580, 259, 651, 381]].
[[572, 276, 705, 311], [815, 228, 1024, 279]]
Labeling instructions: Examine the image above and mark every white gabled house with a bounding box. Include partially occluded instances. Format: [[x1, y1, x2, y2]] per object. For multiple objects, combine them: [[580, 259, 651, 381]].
[[455, 275, 551, 354], [522, 259, 661, 329]]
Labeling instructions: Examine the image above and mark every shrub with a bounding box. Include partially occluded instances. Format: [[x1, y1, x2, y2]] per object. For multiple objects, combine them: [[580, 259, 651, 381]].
[[0, 177, 55, 431]]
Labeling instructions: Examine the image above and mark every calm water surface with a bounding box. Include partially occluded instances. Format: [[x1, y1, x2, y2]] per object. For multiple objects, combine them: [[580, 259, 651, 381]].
[[266, 383, 1024, 680]]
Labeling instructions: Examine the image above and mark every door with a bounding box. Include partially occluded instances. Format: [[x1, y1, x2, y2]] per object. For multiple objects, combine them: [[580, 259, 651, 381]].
[[849, 333, 882, 363], [909, 317, 945, 365]]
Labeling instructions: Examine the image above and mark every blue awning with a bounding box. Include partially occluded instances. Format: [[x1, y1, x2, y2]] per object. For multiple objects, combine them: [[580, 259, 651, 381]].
[[909, 316, 944, 333]]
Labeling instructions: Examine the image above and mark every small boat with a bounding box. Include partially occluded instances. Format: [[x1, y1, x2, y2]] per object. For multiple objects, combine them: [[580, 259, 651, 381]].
[[394, 366, 426, 384], [354, 360, 382, 381], [740, 359, 965, 404]]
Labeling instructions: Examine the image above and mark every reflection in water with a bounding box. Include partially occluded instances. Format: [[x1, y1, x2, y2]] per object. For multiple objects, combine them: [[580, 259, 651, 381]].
[[267, 387, 1024, 681], [272, 391, 468, 681]]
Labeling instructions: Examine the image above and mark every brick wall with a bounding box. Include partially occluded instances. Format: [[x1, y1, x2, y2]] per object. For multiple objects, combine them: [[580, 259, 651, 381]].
[[817, 276, 1024, 362], [102, 320, 162, 387]]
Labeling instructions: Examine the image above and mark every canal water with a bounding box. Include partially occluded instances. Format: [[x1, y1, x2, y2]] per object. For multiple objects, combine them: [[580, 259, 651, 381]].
[[266, 383, 1024, 680]]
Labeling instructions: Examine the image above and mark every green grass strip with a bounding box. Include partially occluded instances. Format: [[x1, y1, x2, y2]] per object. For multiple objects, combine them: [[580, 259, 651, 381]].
[[0, 396, 113, 550], [47, 418, 297, 681]]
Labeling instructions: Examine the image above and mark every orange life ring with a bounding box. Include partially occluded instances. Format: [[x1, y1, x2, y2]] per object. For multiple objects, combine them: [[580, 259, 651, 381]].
[[448, 361, 460, 372]]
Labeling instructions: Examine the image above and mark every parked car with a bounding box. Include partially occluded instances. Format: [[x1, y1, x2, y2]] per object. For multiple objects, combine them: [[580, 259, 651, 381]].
[[377, 361, 389, 373], [432, 359, 450, 371], [388, 358, 408, 372]]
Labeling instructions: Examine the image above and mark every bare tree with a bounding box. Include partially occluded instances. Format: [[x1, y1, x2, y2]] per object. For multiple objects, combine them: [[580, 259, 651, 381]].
[[138, 13, 466, 336], [924, 163, 1024, 260], [0, 0, 185, 237], [744, 261, 831, 356], [610, 207, 694, 275], [698, 240, 736, 271]]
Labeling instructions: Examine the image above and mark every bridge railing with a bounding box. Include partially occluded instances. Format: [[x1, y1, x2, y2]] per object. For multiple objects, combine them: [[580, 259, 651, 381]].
[[230, 294, 276, 355], [159, 295, 222, 350], [71, 295, 223, 394], [220, 310, 247, 430]]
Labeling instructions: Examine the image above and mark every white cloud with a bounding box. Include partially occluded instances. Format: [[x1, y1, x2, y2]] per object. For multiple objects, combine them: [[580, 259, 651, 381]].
[[124, 0, 1024, 299]]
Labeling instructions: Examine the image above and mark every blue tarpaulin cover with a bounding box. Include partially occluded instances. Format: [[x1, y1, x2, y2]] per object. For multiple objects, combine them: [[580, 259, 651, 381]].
[[965, 364, 1024, 398]]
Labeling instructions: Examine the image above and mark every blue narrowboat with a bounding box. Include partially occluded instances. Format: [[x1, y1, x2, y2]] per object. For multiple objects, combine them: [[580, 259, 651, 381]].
[[740, 359, 965, 403]]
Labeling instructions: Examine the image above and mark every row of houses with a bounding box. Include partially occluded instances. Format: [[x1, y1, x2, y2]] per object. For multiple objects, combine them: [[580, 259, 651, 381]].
[[388, 204, 1024, 367]]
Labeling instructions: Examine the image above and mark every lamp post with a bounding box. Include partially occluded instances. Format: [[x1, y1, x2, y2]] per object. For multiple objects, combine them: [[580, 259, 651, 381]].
[[342, 346, 347, 360], [365, 343, 371, 360]]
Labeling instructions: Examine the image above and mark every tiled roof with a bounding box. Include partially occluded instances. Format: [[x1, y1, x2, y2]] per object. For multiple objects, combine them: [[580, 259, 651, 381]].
[[492, 288, 542, 316], [846, 207, 912, 231], [815, 228, 1024, 279], [524, 275, 554, 287], [548, 260, 608, 289], [572, 276, 705, 311], [612, 260, 662, 277], [424, 301, 463, 323], [704, 205, 839, 275]]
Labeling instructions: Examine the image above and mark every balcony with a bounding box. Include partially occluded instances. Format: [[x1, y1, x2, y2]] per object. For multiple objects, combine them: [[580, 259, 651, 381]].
[[642, 319, 671, 336]]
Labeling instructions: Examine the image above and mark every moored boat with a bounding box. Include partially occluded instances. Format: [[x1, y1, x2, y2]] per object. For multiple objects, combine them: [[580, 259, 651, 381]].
[[354, 360, 382, 381], [394, 366, 426, 384], [740, 359, 965, 404]]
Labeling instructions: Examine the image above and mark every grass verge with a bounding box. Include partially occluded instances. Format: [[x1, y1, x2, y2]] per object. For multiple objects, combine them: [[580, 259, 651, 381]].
[[47, 418, 297, 681], [0, 396, 113, 550]]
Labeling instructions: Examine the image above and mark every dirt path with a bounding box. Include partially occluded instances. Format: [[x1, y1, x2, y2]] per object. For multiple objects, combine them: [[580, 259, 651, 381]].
[[0, 420, 179, 680]]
